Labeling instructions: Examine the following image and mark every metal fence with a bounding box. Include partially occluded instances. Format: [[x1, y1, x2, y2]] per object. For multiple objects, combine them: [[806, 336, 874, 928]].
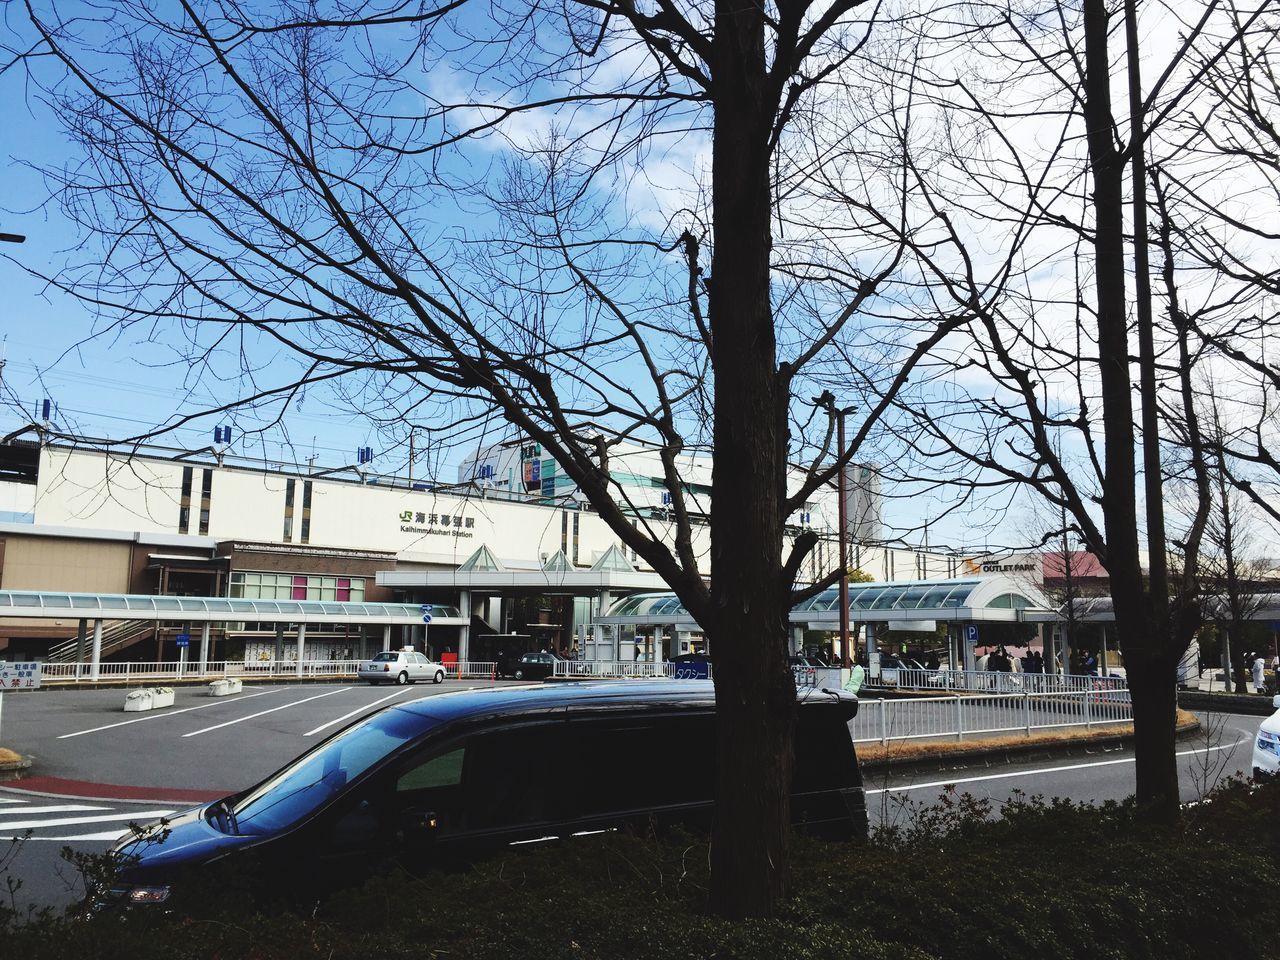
[[850, 689, 1134, 745], [41, 659, 501, 683], [553, 660, 690, 680], [885, 668, 1127, 695]]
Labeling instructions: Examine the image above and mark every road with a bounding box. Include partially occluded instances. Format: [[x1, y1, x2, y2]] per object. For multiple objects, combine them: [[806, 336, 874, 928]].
[[0, 682, 1263, 916]]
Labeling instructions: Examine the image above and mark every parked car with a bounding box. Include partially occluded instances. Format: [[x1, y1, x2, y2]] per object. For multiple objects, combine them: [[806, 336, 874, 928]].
[[1252, 694, 1280, 779], [358, 650, 445, 686], [511, 651, 560, 680], [99, 681, 867, 908]]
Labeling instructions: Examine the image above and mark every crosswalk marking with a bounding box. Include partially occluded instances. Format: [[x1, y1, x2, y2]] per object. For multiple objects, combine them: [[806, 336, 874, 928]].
[[1, 804, 107, 815], [0, 809, 176, 833]]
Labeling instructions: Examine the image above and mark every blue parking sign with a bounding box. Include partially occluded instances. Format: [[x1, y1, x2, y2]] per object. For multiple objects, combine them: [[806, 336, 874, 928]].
[[964, 624, 979, 643]]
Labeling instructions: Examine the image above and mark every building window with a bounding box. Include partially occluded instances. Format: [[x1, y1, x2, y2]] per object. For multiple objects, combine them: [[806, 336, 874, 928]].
[[300, 481, 313, 544], [231, 571, 365, 603], [283, 478, 296, 541], [572, 512, 580, 565], [199, 468, 213, 535], [179, 466, 193, 533]]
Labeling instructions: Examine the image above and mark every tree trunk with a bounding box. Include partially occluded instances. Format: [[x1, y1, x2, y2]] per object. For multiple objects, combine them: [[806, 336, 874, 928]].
[[706, 0, 795, 919], [1081, 0, 1180, 814], [1126, 649, 1180, 817]]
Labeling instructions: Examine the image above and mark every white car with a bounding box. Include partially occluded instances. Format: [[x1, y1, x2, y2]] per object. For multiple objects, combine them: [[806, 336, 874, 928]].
[[1253, 695, 1280, 779], [358, 650, 446, 686]]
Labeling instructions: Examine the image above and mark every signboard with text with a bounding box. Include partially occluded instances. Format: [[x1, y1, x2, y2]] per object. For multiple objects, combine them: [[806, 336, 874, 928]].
[[0, 661, 42, 690]]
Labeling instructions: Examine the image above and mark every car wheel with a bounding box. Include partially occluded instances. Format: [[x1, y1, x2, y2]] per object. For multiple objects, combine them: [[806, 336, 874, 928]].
[[515, 669, 524, 680], [434, 670, 445, 684], [396, 671, 409, 686]]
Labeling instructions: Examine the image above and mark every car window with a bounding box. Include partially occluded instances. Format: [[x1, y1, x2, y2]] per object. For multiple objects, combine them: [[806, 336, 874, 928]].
[[231, 709, 428, 835], [398, 746, 465, 792], [461, 725, 561, 831], [563, 714, 715, 816], [372, 652, 398, 662]]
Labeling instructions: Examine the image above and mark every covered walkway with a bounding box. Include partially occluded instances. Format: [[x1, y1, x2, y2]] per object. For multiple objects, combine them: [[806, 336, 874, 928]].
[[0, 590, 464, 679], [590, 576, 1053, 668]]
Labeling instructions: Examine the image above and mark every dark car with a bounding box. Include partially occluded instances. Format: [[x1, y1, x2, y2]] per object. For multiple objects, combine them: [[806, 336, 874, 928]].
[[510, 651, 560, 680], [102, 682, 867, 907]]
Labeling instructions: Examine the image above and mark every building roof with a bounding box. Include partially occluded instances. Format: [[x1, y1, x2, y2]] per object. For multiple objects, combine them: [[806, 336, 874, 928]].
[[0, 591, 466, 625], [594, 576, 1051, 628]]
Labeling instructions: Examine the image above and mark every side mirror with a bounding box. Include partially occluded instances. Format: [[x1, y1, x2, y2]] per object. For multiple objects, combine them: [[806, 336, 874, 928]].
[[399, 807, 440, 842]]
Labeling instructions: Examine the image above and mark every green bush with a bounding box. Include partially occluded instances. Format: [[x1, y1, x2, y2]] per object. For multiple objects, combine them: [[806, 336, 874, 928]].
[[3, 777, 1279, 959]]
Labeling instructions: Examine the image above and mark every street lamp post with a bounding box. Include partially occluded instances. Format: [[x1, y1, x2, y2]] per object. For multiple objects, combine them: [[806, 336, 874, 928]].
[[836, 410, 851, 669]]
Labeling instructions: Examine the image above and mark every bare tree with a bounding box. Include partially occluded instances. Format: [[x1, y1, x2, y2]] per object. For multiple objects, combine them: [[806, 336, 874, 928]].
[[7, 0, 980, 916]]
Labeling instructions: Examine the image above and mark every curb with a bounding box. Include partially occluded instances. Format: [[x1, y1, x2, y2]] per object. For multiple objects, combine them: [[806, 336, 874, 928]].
[[1178, 690, 1277, 717], [0, 775, 225, 806], [859, 717, 1202, 772]]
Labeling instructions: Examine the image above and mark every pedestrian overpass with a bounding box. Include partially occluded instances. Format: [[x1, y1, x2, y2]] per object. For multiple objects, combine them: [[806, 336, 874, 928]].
[[0, 590, 465, 679]]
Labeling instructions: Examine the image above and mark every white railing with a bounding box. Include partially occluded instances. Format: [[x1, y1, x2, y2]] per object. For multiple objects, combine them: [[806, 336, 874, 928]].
[[850, 689, 1134, 745], [552, 660, 709, 680], [885, 668, 1128, 695]]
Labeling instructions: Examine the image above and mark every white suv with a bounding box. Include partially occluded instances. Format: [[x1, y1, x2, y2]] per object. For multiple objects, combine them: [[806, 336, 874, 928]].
[[1252, 695, 1280, 779], [358, 650, 446, 686]]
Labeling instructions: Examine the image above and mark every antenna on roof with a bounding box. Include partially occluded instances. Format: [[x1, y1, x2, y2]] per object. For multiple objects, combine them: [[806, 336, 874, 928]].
[[212, 425, 233, 465]]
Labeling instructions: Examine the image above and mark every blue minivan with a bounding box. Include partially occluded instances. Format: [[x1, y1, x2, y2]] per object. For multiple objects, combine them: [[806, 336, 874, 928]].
[[103, 681, 867, 907]]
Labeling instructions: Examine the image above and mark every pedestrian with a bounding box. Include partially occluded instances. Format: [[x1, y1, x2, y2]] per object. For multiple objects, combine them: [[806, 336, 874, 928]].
[[1253, 654, 1266, 694], [925, 652, 940, 671], [976, 649, 990, 673], [845, 662, 866, 695]]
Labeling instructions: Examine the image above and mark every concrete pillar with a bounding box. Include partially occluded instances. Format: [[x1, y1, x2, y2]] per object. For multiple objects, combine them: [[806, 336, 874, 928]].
[[199, 621, 211, 675], [75, 618, 88, 662], [382, 624, 392, 652], [295, 623, 307, 677], [273, 625, 285, 666], [89, 618, 104, 682], [458, 591, 472, 662]]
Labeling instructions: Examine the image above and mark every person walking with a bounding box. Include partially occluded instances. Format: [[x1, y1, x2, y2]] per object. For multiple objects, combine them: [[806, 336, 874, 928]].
[[1253, 654, 1266, 695], [845, 662, 866, 695]]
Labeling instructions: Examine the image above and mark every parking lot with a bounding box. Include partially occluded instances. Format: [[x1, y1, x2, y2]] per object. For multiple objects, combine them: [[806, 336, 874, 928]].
[[1, 679, 520, 799]]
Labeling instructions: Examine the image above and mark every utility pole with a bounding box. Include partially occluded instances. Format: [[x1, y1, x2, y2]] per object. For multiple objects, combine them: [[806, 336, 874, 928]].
[[836, 411, 851, 669], [408, 430, 415, 485]]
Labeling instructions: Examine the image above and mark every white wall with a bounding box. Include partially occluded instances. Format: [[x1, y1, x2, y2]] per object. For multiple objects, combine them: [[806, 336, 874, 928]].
[[29, 447, 947, 583]]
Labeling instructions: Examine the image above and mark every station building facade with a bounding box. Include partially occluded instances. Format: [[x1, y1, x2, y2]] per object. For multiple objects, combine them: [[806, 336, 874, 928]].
[[0, 438, 965, 663]]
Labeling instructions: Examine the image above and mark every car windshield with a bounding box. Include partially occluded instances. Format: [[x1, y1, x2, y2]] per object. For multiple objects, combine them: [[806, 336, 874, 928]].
[[371, 652, 399, 662], [228, 709, 428, 835]]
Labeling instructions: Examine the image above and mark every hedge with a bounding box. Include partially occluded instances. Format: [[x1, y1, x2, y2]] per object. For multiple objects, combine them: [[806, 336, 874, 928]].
[[3, 777, 1279, 960]]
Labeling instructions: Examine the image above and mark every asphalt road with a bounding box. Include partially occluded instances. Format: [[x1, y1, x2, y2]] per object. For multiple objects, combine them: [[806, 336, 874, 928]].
[[0, 683, 1264, 917]]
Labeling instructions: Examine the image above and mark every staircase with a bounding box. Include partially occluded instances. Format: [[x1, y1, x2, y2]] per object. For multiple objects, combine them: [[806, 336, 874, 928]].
[[47, 620, 157, 662]]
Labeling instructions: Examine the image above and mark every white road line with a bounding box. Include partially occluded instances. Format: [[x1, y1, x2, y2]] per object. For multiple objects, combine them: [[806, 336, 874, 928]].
[[0, 809, 176, 831], [4, 831, 130, 841], [0, 798, 29, 804], [1, 804, 108, 815], [58, 688, 282, 739], [303, 688, 411, 737], [181, 688, 352, 738], [866, 736, 1248, 795]]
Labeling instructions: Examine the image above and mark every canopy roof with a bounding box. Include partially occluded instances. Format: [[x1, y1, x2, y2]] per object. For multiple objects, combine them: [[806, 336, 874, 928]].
[[596, 576, 1050, 628], [0, 590, 466, 625]]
